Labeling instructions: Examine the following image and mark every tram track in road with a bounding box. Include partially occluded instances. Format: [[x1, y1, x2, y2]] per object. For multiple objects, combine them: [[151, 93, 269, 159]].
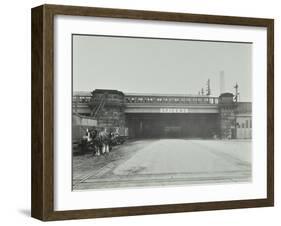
[[72, 139, 158, 189], [73, 161, 117, 189], [73, 154, 132, 189], [74, 170, 252, 190]]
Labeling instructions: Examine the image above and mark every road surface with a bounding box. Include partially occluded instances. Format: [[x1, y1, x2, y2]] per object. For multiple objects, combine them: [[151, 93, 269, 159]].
[[73, 139, 251, 190]]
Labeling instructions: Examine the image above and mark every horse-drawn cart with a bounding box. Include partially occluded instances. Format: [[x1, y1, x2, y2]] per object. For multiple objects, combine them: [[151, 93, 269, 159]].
[[73, 126, 128, 155]]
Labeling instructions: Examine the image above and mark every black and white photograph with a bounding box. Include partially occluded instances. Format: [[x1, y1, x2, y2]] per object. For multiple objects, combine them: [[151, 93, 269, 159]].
[[72, 34, 252, 190], [28, 2, 274, 221]]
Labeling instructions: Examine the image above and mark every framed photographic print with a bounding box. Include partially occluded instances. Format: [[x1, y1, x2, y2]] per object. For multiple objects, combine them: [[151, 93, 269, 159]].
[[31, 4, 274, 221]]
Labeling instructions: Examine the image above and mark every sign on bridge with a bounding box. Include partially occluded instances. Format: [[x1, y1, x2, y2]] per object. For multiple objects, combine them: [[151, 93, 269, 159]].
[[160, 108, 189, 113]]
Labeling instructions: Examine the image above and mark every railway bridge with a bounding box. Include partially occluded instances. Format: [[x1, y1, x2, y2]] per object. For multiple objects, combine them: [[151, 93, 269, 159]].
[[73, 89, 251, 139]]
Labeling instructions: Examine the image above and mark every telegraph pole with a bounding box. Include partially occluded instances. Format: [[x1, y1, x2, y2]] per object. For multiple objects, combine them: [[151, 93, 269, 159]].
[[234, 83, 239, 102], [206, 79, 211, 96], [201, 88, 204, 95], [220, 71, 225, 94]]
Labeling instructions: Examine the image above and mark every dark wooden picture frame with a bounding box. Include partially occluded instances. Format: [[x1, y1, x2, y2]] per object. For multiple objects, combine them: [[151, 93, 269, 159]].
[[31, 4, 274, 221]]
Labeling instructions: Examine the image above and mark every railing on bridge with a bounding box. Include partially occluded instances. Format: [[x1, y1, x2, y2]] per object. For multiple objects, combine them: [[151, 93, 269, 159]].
[[73, 95, 91, 114], [73, 95, 91, 104], [72, 94, 219, 105], [125, 95, 219, 105]]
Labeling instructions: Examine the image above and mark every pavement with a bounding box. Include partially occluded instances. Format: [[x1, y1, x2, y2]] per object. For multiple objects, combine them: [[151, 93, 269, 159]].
[[73, 139, 251, 190]]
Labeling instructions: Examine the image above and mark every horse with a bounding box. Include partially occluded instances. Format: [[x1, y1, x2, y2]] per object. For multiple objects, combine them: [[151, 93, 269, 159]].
[[88, 129, 103, 156], [89, 128, 119, 156], [98, 130, 110, 155]]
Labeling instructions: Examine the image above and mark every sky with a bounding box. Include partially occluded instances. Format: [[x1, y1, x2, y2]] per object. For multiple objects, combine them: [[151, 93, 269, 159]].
[[73, 35, 252, 101]]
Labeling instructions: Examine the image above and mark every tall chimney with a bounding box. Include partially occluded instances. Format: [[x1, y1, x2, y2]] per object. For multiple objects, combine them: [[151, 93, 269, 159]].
[[219, 70, 225, 94]]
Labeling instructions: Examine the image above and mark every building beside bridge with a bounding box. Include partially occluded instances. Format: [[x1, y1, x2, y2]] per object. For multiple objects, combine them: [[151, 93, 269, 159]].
[[73, 89, 252, 139]]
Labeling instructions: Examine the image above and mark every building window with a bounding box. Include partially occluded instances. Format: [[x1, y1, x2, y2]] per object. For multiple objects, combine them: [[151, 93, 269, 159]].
[[246, 120, 248, 128], [242, 123, 244, 128]]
